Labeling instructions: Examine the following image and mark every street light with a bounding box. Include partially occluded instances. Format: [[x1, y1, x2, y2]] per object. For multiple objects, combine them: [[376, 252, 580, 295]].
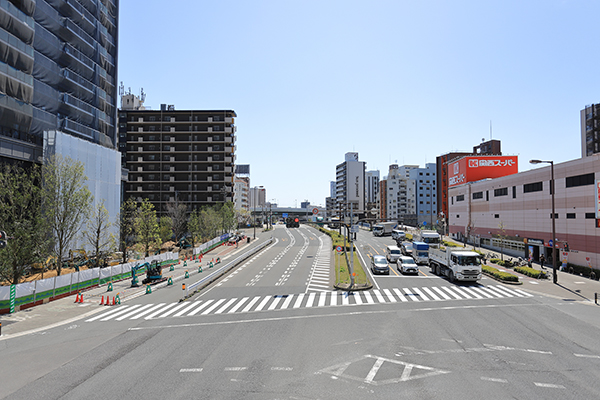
[[253, 185, 263, 239], [530, 159, 557, 284]]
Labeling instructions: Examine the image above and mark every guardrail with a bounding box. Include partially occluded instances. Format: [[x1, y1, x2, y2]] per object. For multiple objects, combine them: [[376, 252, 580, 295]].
[[182, 237, 274, 300]]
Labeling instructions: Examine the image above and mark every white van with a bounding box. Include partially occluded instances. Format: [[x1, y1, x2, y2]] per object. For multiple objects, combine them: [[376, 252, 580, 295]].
[[391, 230, 406, 241], [386, 245, 402, 263]]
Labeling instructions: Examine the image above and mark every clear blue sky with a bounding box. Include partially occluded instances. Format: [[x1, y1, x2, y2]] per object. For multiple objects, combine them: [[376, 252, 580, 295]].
[[118, 0, 599, 208]]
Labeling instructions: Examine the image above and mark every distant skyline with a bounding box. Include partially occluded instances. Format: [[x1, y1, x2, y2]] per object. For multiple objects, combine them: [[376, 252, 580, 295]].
[[118, 0, 599, 207]]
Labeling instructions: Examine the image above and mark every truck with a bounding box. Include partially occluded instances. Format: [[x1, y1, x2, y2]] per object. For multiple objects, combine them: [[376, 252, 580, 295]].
[[428, 247, 482, 283], [413, 230, 441, 248], [372, 222, 397, 237], [411, 241, 430, 265]]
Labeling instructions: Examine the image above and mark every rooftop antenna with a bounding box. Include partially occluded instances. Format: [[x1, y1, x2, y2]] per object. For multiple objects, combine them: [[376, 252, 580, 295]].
[[490, 120, 492, 140], [140, 87, 146, 103]]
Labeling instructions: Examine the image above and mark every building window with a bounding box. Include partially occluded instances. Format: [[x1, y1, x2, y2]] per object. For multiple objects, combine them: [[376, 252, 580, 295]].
[[494, 188, 508, 197], [494, 214, 499, 218], [149, 116, 155, 121], [149, 126, 155, 131], [566, 173, 594, 188], [550, 213, 559, 219], [566, 213, 576, 219], [524, 181, 543, 193], [585, 212, 595, 219], [148, 135, 155, 141], [512, 186, 516, 198], [456, 194, 464, 201], [472, 191, 483, 199]]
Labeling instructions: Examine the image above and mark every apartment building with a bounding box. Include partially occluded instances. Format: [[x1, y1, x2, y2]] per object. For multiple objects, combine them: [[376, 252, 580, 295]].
[[234, 176, 249, 210], [0, 0, 119, 164], [335, 152, 365, 214], [410, 163, 437, 226], [118, 101, 236, 214], [582, 103, 600, 158], [378, 164, 416, 225]]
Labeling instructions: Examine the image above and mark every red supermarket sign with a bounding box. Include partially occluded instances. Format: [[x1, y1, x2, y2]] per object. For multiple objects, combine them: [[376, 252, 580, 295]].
[[448, 155, 518, 187]]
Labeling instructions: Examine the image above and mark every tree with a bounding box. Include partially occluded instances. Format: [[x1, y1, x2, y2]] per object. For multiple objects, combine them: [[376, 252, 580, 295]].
[[83, 201, 115, 268], [188, 209, 202, 248], [158, 216, 173, 245], [116, 197, 137, 264], [166, 200, 188, 242], [218, 202, 236, 234], [134, 198, 159, 257], [0, 164, 50, 284], [43, 155, 92, 276], [497, 221, 508, 261]]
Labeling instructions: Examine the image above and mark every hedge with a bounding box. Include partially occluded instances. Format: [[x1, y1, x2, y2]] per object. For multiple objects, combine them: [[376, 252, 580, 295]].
[[482, 265, 519, 282], [563, 263, 600, 280], [514, 266, 547, 279]]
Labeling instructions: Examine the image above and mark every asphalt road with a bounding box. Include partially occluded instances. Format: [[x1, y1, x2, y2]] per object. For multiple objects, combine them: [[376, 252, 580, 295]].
[[2, 224, 600, 399]]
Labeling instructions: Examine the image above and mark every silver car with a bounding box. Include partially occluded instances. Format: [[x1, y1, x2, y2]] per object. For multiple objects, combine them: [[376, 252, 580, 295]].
[[398, 256, 419, 275], [371, 255, 390, 275]]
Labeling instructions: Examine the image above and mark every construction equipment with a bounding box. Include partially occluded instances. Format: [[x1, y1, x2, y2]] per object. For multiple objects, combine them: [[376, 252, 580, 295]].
[[131, 260, 164, 287]]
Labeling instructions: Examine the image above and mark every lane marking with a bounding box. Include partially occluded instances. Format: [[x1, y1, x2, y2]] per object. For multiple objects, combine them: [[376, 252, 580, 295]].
[[534, 382, 565, 389]]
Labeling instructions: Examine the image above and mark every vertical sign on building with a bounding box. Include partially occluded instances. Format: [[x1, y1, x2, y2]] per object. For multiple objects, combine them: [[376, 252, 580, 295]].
[[596, 180, 600, 227]]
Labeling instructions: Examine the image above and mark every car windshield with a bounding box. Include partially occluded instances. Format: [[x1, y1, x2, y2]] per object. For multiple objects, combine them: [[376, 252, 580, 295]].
[[402, 258, 416, 265], [373, 257, 387, 266], [391, 250, 401, 255], [459, 256, 481, 266]]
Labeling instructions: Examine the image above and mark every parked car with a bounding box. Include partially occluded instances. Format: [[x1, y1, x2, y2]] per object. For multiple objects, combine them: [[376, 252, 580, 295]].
[[371, 255, 390, 275], [397, 256, 419, 275]]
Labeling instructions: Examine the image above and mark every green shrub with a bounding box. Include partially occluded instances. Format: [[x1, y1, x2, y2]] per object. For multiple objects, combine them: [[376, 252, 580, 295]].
[[443, 241, 461, 247], [514, 266, 547, 279], [482, 265, 519, 282], [564, 263, 600, 280], [494, 259, 513, 268]]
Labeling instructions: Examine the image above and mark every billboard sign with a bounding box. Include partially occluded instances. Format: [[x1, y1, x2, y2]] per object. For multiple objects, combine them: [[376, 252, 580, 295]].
[[448, 155, 518, 187]]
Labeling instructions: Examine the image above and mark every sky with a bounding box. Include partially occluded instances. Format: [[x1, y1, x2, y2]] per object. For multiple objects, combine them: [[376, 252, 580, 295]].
[[118, 0, 600, 208]]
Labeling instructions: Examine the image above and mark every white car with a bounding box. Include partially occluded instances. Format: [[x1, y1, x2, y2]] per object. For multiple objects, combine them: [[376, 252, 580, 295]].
[[397, 256, 419, 275]]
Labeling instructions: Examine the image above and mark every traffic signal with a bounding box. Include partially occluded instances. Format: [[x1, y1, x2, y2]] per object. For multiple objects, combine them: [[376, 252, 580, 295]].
[[0, 231, 6, 249], [564, 242, 569, 252]]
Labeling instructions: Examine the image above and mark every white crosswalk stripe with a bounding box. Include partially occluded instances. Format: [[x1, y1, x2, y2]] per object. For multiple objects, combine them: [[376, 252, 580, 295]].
[[306, 234, 333, 293], [86, 284, 535, 322]]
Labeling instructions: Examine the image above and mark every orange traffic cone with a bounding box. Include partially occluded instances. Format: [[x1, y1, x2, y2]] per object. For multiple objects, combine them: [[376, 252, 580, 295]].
[[100, 295, 104, 305], [111, 296, 116, 306]]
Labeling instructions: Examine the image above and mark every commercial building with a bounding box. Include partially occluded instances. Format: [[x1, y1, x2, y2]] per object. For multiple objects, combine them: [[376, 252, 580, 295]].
[[335, 152, 365, 214], [447, 155, 600, 268], [233, 176, 249, 211], [436, 139, 502, 223], [118, 98, 236, 214], [365, 170, 380, 211]]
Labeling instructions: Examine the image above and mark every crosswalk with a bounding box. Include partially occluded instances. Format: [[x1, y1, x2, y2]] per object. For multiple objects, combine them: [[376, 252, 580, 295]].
[[86, 284, 533, 323], [305, 234, 332, 292]]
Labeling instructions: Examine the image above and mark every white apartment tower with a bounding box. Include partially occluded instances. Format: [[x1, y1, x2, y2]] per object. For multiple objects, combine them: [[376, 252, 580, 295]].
[[335, 152, 365, 213]]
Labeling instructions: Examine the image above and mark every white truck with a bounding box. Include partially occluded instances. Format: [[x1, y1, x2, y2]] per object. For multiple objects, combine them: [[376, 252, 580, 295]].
[[413, 230, 441, 248], [372, 222, 396, 237], [428, 247, 482, 283]]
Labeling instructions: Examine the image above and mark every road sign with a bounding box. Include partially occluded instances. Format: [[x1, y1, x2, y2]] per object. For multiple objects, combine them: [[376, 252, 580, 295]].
[[282, 213, 288, 218], [312, 208, 319, 215], [350, 226, 359, 233], [548, 239, 553, 247], [336, 246, 343, 252]]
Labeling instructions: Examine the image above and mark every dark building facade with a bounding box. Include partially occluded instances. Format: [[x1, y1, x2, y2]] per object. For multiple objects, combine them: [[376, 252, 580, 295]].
[[0, 0, 119, 165], [118, 102, 237, 214]]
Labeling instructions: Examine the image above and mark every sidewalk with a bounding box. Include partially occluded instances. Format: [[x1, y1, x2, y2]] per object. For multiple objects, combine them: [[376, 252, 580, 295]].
[[0, 230, 260, 340]]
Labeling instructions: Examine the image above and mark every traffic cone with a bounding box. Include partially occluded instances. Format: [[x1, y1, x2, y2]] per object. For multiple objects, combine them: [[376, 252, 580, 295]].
[[184, 260, 187, 267], [111, 296, 116, 305], [185, 270, 189, 278], [100, 295, 104, 305], [116, 294, 121, 304], [146, 285, 152, 294], [198, 265, 202, 273]]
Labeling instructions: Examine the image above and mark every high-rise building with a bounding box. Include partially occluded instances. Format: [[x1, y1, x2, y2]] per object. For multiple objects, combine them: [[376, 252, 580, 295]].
[[118, 99, 236, 214], [0, 0, 121, 243], [335, 152, 365, 214], [378, 164, 416, 225], [365, 170, 379, 212], [581, 103, 600, 158], [409, 163, 437, 226], [234, 176, 249, 210], [0, 0, 119, 165]]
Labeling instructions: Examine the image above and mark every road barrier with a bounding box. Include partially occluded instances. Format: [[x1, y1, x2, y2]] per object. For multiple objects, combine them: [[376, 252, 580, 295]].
[[183, 237, 274, 300]]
